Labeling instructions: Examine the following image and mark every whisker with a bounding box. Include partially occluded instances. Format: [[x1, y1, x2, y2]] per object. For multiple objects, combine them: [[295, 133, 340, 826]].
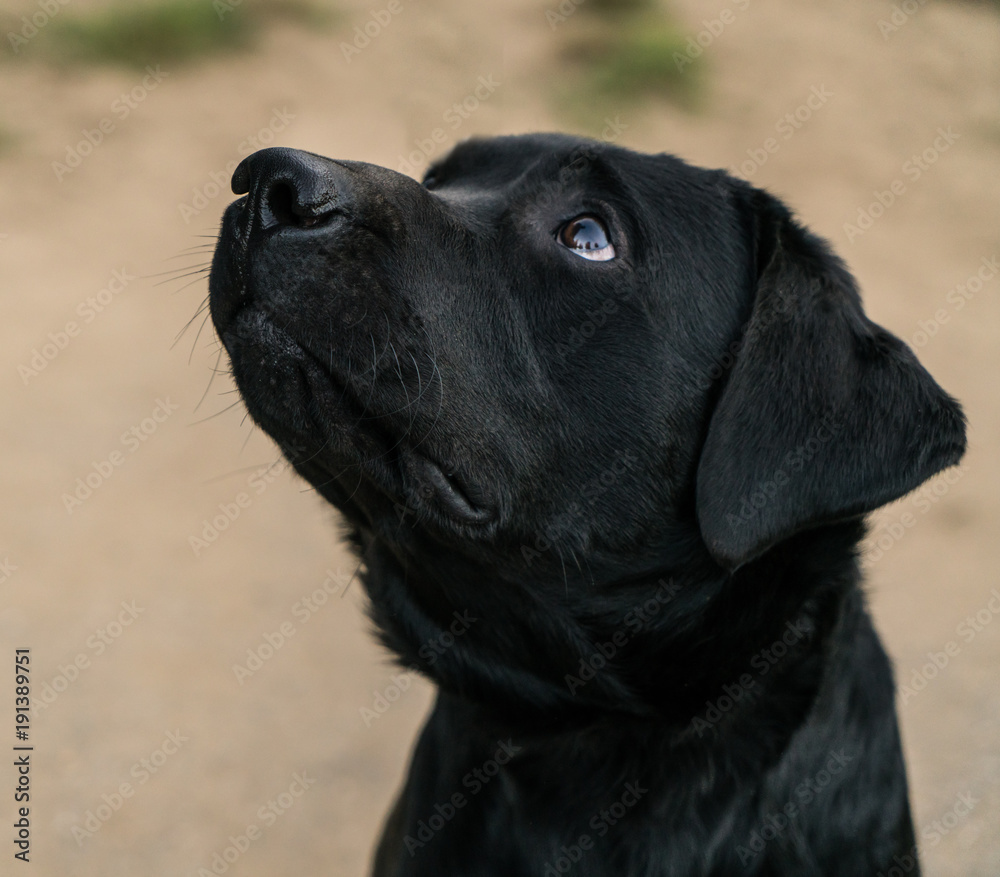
[[166, 275, 212, 297], [164, 245, 216, 257], [189, 397, 244, 424], [152, 266, 212, 287], [171, 297, 210, 349], [188, 310, 213, 365], [194, 346, 225, 412], [240, 424, 256, 454]]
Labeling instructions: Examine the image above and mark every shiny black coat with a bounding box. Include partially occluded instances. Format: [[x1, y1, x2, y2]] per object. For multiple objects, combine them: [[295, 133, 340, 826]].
[[209, 134, 965, 875]]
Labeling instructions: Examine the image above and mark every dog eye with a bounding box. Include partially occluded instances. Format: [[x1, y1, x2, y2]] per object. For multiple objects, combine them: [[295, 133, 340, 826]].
[[557, 215, 615, 261], [422, 172, 440, 190]]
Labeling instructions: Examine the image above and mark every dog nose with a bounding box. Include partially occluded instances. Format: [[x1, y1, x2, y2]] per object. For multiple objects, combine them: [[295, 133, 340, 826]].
[[231, 147, 347, 232]]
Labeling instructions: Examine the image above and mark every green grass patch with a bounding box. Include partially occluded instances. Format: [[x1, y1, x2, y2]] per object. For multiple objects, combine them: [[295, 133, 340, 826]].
[[39, 0, 330, 69], [555, 6, 703, 125], [587, 18, 699, 104]]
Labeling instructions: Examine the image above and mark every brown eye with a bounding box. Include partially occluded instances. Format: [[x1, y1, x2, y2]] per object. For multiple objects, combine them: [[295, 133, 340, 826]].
[[557, 215, 615, 261]]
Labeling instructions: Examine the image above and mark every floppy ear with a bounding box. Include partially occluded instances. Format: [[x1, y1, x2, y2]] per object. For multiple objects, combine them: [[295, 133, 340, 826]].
[[696, 191, 966, 571]]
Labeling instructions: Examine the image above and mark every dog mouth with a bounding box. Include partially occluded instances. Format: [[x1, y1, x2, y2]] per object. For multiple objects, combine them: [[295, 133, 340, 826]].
[[220, 305, 496, 530], [409, 455, 494, 525]]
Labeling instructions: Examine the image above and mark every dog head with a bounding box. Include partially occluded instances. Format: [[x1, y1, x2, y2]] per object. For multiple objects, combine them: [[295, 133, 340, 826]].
[[209, 134, 963, 585], [210, 135, 964, 582]]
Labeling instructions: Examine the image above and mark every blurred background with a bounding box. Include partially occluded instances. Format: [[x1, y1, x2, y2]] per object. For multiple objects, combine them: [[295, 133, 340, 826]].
[[0, 0, 998, 873]]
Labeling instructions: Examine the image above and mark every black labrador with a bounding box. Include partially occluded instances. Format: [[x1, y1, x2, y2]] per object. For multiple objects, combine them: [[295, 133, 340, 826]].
[[208, 134, 965, 876]]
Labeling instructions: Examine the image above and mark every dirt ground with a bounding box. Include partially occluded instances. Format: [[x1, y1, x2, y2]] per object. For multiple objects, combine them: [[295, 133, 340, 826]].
[[1, 0, 998, 874]]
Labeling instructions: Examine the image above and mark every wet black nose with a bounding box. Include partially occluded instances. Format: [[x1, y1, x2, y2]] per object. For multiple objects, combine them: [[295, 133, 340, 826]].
[[232, 147, 348, 232]]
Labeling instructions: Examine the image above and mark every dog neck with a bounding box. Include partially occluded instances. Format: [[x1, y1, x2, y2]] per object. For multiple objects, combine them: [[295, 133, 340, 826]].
[[354, 518, 866, 743]]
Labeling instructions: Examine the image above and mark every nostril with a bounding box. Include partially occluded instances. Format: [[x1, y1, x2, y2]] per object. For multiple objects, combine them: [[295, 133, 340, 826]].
[[262, 180, 337, 231], [266, 181, 296, 228], [232, 148, 348, 234]]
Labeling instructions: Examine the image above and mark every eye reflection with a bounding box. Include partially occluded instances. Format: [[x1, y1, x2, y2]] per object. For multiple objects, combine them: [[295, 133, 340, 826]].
[[557, 216, 616, 261]]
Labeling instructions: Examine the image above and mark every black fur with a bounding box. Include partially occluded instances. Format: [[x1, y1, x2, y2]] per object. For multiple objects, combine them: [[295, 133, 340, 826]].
[[208, 134, 965, 876]]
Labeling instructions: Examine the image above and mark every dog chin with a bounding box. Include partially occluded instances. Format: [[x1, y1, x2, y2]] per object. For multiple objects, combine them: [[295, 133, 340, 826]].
[[222, 308, 330, 442], [225, 309, 497, 536]]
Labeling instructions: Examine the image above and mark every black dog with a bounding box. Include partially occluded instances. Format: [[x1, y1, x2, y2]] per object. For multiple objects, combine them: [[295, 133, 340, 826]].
[[208, 134, 965, 876]]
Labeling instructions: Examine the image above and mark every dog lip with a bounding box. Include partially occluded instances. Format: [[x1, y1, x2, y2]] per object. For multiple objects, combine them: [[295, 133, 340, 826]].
[[416, 456, 494, 525]]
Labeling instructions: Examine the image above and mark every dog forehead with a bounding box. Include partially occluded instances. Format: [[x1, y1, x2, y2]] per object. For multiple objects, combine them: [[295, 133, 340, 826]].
[[433, 135, 728, 222], [430, 133, 632, 195], [436, 133, 591, 173]]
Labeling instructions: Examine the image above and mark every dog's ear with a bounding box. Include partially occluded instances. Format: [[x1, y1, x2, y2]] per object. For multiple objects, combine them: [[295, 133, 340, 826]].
[[696, 190, 966, 571]]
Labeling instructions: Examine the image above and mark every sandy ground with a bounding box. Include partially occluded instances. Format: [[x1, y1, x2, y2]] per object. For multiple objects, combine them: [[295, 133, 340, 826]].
[[0, 0, 998, 873]]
